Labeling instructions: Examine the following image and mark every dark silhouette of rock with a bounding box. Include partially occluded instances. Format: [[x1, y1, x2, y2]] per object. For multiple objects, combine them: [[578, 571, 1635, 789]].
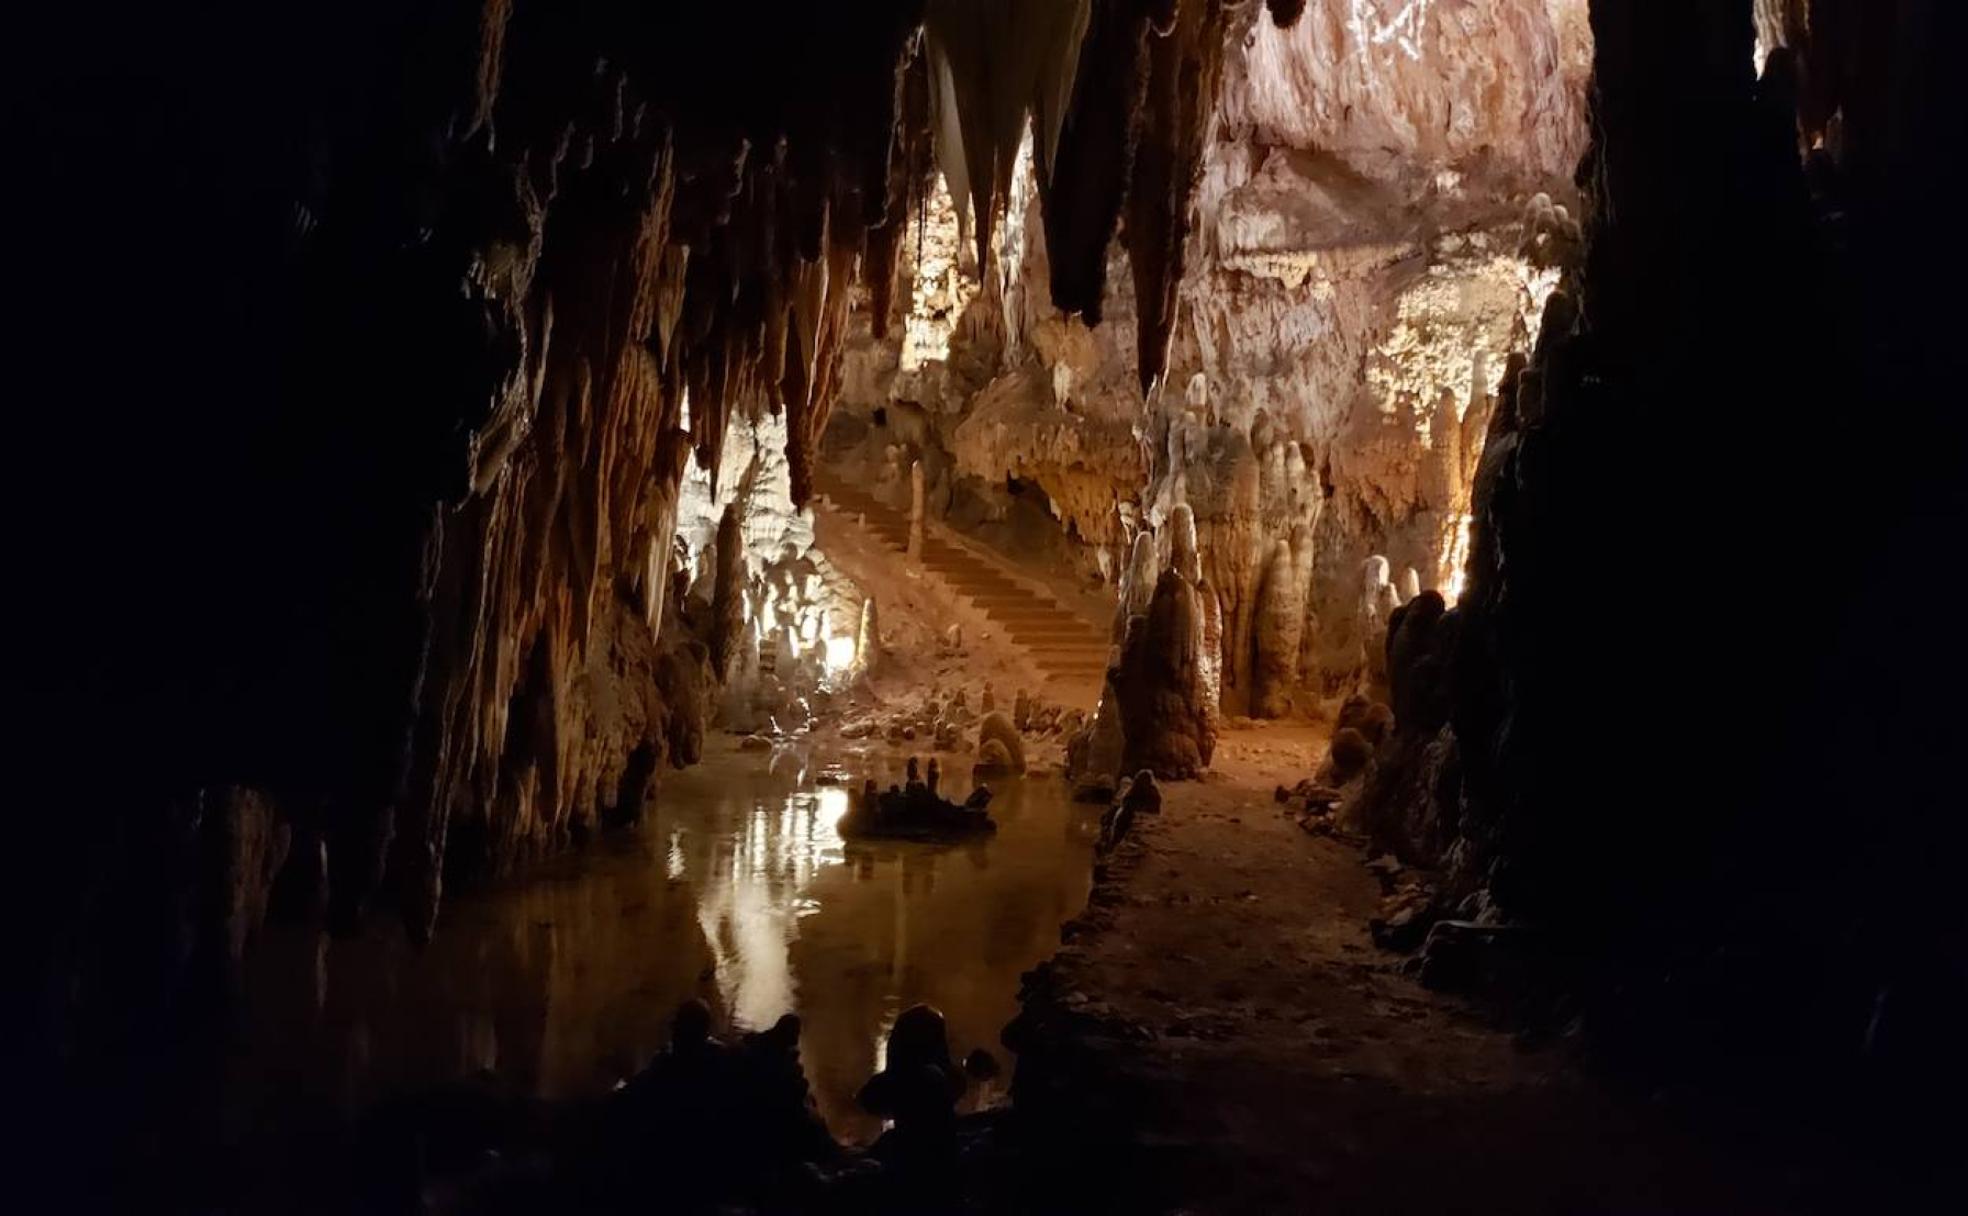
[[858, 1004, 966, 1171], [840, 771, 996, 841]]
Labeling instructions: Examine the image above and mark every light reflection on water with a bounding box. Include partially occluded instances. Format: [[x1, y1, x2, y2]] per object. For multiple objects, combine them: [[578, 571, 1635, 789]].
[[229, 744, 1098, 1143]]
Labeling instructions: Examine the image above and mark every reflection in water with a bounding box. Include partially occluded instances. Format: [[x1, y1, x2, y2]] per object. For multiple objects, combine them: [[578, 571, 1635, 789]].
[[229, 745, 1096, 1144]]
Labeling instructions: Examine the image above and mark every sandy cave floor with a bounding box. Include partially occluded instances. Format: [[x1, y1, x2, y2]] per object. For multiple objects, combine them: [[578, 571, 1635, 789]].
[[1014, 723, 1909, 1216]]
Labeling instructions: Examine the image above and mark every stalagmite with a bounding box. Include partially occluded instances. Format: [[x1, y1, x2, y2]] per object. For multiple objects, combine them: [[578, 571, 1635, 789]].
[[1252, 538, 1305, 718], [976, 710, 1027, 777], [1115, 530, 1160, 646], [854, 597, 882, 678], [1169, 502, 1202, 586], [1071, 679, 1128, 801], [710, 503, 748, 683], [908, 457, 926, 559], [1196, 580, 1224, 742], [1116, 569, 1215, 779]]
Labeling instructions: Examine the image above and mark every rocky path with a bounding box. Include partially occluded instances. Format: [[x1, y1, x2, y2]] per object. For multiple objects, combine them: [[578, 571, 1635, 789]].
[[814, 479, 1109, 705], [1002, 725, 1850, 1215]]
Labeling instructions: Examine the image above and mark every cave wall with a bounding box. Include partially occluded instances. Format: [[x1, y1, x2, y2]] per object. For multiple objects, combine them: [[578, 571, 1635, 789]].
[[1353, 0, 1965, 1102], [20, 0, 935, 1101]]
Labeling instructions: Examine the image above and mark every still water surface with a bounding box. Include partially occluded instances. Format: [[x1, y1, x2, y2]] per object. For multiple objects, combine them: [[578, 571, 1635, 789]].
[[230, 744, 1098, 1143]]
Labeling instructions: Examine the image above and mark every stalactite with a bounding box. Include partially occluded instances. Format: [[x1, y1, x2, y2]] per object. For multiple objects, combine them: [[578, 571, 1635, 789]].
[[867, 50, 935, 342], [1123, 0, 1234, 394], [923, 0, 1093, 275], [1040, 0, 1156, 323]]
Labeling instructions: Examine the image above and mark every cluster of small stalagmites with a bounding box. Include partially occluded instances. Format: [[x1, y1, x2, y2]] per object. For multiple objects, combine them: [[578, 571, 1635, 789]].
[[842, 756, 996, 839], [839, 682, 976, 749], [836, 682, 1083, 769]]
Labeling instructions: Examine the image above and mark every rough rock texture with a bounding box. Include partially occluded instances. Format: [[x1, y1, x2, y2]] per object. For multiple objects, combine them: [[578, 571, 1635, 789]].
[[25, 3, 946, 1106], [1252, 537, 1308, 716], [824, 0, 1590, 722], [1114, 566, 1218, 781], [1349, 0, 1965, 1112], [1167, 0, 1587, 702]]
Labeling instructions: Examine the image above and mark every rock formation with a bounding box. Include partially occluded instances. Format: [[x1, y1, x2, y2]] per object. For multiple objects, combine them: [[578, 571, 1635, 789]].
[[1114, 568, 1216, 780]]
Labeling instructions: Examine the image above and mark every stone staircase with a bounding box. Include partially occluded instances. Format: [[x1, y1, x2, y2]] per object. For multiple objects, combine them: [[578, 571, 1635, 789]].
[[814, 479, 1112, 696]]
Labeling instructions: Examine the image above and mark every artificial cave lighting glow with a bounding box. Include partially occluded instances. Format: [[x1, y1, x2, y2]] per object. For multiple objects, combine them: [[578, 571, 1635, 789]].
[[899, 172, 973, 372], [1442, 511, 1474, 605], [823, 634, 857, 674], [1348, 0, 1433, 63]]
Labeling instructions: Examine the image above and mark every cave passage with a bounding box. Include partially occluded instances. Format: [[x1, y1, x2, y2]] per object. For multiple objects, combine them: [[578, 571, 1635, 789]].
[[18, 1, 1962, 1213]]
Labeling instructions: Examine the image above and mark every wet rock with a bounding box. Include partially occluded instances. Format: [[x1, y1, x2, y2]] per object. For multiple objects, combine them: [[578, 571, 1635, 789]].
[[1014, 688, 1032, 731]]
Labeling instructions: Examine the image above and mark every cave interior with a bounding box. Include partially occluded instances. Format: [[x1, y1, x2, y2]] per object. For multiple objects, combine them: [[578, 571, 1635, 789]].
[[15, 0, 1964, 1212]]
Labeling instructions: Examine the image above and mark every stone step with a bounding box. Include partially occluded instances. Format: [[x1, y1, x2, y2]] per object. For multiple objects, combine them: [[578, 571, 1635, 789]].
[[817, 478, 1107, 701]]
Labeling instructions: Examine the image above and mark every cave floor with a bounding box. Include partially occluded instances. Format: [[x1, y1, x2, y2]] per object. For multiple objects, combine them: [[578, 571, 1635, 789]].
[[1025, 724, 1850, 1215]]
